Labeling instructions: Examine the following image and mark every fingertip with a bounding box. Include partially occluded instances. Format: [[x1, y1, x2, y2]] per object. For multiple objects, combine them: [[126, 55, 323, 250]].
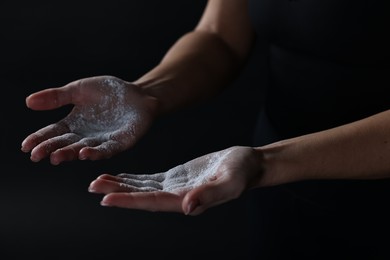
[[88, 180, 98, 193], [30, 157, 39, 163], [30, 153, 41, 163], [79, 147, 100, 161], [50, 157, 60, 166], [21, 145, 30, 153], [25, 94, 44, 109], [183, 190, 201, 215], [183, 181, 226, 216], [49, 151, 62, 166], [25, 94, 33, 108], [87, 177, 113, 194], [97, 173, 115, 180], [78, 148, 88, 160], [100, 194, 114, 207], [21, 138, 34, 153], [25, 89, 65, 110], [184, 199, 200, 215], [100, 199, 110, 207]]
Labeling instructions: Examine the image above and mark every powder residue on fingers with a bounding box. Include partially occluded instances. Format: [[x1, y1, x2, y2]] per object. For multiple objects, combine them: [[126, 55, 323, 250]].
[[112, 149, 233, 194], [161, 149, 232, 194]]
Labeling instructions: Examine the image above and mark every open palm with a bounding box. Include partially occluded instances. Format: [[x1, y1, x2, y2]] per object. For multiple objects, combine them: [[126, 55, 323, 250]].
[[89, 146, 263, 215], [21, 75, 157, 165]]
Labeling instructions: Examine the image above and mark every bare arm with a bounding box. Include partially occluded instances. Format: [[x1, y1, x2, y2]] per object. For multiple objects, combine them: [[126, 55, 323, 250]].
[[85, 1, 390, 213], [20, 0, 255, 164], [256, 110, 390, 187], [133, 0, 255, 116]]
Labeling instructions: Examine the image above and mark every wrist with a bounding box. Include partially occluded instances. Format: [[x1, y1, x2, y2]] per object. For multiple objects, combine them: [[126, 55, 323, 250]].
[[253, 139, 305, 187], [131, 77, 168, 118]]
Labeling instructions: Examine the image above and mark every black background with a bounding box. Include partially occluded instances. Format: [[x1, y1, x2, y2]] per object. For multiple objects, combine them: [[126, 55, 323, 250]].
[[1, 1, 266, 259]]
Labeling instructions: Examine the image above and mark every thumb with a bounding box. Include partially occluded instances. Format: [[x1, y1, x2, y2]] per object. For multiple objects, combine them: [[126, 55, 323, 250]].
[[26, 84, 76, 110], [182, 177, 242, 216]]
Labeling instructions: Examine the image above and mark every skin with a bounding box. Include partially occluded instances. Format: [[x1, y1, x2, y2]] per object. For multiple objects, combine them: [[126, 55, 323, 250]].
[[89, 146, 262, 215], [22, 0, 390, 215], [22, 76, 157, 165]]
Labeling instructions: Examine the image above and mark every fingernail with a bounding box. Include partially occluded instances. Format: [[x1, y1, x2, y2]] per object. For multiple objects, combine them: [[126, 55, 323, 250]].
[[185, 200, 199, 215], [50, 157, 60, 166], [88, 186, 96, 193], [100, 200, 109, 206], [100, 196, 111, 207], [30, 155, 39, 162], [21, 141, 28, 152], [79, 149, 87, 160]]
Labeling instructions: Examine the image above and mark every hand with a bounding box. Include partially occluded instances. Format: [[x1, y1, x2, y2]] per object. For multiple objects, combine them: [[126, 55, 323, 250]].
[[21, 75, 158, 165], [88, 146, 263, 215]]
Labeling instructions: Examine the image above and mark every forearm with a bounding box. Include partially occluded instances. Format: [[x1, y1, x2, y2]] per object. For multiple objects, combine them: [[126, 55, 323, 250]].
[[255, 110, 390, 187], [133, 30, 249, 116]]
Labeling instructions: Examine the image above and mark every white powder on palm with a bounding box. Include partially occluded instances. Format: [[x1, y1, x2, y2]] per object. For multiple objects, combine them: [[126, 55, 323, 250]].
[[63, 77, 140, 152], [118, 148, 233, 194]]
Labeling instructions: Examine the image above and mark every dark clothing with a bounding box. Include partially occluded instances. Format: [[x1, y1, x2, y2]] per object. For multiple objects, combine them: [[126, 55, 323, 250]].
[[247, 0, 390, 259], [249, 0, 390, 139]]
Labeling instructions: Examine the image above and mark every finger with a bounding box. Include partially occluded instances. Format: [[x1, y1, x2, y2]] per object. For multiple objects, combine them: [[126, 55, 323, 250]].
[[79, 139, 127, 160], [97, 173, 124, 182], [95, 174, 164, 190], [21, 123, 70, 152], [122, 178, 162, 190], [88, 177, 159, 194], [25, 85, 76, 111], [29, 133, 81, 163], [89, 174, 162, 193], [79, 121, 141, 160], [98, 173, 165, 188], [118, 173, 165, 182], [49, 137, 101, 165], [100, 191, 183, 213], [182, 177, 242, 216]]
